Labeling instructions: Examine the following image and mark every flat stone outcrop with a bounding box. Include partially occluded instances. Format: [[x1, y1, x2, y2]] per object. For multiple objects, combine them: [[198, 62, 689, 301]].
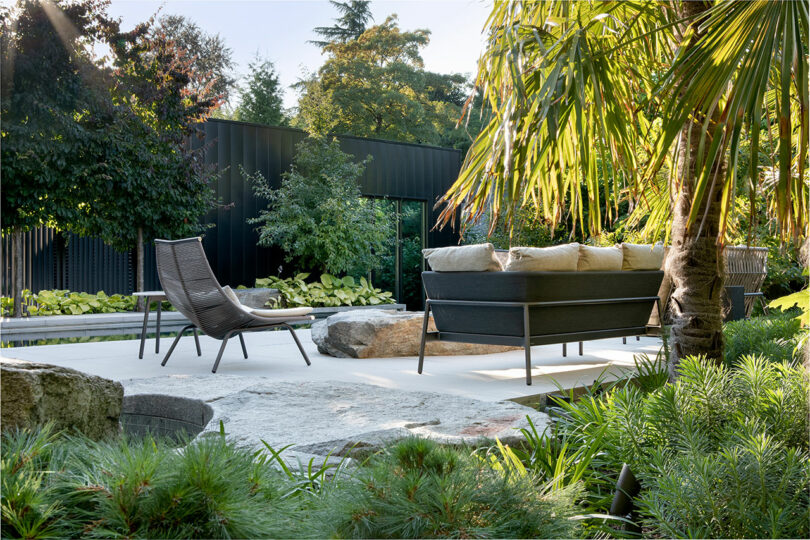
[[311, 309, 519, 358], [1, 358, 123, 439], [122, 376, 550, 457]]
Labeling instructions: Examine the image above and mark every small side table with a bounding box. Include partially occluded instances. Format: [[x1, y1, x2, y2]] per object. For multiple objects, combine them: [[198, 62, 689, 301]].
[[134, 291, 166, 359]]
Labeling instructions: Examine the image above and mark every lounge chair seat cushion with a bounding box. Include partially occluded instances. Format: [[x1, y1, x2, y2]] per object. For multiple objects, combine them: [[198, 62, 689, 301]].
[[422, 243, 503, 272], [221, 286, 313, 318], [248, 306, 313, 318], [505, 243, 580, 271], [621, 243, 666, 270], [577, 245, 623, 271]]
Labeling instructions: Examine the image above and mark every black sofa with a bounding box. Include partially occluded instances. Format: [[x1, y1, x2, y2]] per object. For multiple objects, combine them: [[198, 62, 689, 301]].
[[418, 270, 665, 385]]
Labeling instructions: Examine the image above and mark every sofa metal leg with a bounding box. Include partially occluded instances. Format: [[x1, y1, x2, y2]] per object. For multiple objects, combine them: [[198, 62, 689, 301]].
[[284, 324, 311, 366], [211, 332, 232, 373], [523, 304, 532, 386], [418, 302, 431, 375], [238, 332, 248, 359], [161, 324, 195, 367]]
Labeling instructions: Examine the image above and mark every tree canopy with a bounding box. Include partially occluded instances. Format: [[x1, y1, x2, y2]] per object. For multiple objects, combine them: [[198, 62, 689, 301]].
[[236, 55, 286, 126], [156, 14, 235, 105], [310, 0, 373, 47], [297, 15, 475, 148]]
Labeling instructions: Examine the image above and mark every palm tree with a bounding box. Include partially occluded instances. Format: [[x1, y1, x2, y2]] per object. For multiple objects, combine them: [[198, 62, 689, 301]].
[[438, 0, 808, 373]]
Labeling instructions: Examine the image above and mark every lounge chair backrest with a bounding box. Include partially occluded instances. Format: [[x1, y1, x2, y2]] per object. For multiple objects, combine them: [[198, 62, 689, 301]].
[[155, 238, 253, 339]]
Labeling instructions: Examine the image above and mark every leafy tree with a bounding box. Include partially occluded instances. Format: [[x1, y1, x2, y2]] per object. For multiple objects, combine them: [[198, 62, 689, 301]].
[[310, 0, 373, 47], [71, 19, 218, 301], [0, 0, 115, 316], [247, 137, 393, 276], [299, 15, 475, 148], [236, 54, 286, 126], [156, 14, 235, 104], [438, 1, 808, 371]]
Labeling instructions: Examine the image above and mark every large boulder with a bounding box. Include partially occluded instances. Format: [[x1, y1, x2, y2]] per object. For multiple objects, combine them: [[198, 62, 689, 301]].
[[311, 309, 519, 358], [1, 359, 123, 439]]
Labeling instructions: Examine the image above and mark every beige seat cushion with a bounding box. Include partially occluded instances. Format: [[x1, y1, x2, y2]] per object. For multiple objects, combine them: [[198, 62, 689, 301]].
[[505, 243, 580, 271], [249, 306, 313, 318], [422, 243, 503, 272], [222, 285, 313, 318], [621, 243, 666, 271], [577, 245, 623, 271]]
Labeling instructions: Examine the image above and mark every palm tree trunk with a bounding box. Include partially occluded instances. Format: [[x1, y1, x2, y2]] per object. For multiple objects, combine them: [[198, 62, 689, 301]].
[[666, 0, 725, 378]]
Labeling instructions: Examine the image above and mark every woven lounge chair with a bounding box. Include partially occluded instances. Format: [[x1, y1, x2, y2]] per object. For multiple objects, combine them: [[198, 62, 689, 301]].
[[155, 237, 314, 373]]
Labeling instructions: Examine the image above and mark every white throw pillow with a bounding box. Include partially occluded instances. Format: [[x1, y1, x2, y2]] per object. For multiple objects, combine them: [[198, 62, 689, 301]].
[[505, 243, 580, 271], [621, 243, 666, 271], [422, 243, 503, 272], [577, 245, 623, 271]]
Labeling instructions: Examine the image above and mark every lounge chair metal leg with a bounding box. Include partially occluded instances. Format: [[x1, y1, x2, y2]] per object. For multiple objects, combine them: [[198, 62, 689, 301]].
[[623, 337, 627, 345], [418, 301, 432, 374], [284, 324, 311, 366], [636, 336, 640, 341], [161, 324, 195, 367], [523, 304, 532, 386], [579, 342, 583, 356], [563, 343, 567, 357], [211, 332, 233, 373], [193, 329, 201, 356], [238, 332, 248, 359]]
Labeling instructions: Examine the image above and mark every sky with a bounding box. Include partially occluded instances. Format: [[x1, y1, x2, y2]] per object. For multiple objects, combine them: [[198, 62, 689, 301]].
[[106, 0, 493, 109]]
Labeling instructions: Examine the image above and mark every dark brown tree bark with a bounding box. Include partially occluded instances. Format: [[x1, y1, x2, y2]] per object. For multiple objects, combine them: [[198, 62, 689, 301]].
[[666, 0, 726, 378], [11, 228, 24, 318], [136, 227, 145, 312]]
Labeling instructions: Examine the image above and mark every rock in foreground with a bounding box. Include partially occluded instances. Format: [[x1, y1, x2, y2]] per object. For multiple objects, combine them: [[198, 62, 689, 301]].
[[1, 358, 123, 439], [123, 376, 550, 456], [311, 309, 519, 358]]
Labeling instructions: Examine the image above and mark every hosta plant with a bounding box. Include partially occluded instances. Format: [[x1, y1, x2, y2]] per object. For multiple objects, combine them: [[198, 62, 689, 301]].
[[255, 273, 394, 308]]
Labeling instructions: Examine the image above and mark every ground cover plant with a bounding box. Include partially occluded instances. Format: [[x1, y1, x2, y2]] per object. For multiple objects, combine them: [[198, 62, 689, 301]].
[[1, 290, 137, 316], [1, 428, 583, 539], [252, 273, 394, 308]]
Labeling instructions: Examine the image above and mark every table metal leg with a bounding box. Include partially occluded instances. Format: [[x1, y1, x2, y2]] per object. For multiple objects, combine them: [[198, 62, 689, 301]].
[[138, 297, 151, 359], [155, 300, 162, 354]]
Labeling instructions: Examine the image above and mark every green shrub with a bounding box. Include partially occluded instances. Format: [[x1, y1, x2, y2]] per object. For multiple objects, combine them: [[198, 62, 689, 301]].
[[315, 438, 583, 539], [542, 355, 810, 538], [247, 136, 394, 276], [255, 273, 394, 308], [723, 310, 803, 365]]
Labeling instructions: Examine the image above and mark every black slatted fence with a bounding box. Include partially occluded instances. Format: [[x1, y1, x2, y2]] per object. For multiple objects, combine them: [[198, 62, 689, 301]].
[[2, 119, 462, 297]]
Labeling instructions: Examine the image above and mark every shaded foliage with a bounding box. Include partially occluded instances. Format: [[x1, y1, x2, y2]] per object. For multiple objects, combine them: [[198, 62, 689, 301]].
[[248, 137, 393, 276]]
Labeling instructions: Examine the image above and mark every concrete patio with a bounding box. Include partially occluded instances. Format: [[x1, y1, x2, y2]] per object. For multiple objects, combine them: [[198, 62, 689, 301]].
[[2, 330, 662, 403]]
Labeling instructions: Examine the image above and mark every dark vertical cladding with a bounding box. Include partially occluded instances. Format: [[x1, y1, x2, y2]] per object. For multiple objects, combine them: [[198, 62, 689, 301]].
[[1, 119, 461, 297]]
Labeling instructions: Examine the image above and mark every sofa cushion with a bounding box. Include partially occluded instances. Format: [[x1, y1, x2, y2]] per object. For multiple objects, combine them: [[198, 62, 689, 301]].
[[621, 243, 665, 270], [422, 243, 503, 272], [505, 243, 580, 271], [577, 245, 623, 271]]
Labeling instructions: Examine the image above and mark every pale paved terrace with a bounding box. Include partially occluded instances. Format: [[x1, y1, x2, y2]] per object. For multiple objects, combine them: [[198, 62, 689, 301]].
[[2, 330, 662, 403]]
